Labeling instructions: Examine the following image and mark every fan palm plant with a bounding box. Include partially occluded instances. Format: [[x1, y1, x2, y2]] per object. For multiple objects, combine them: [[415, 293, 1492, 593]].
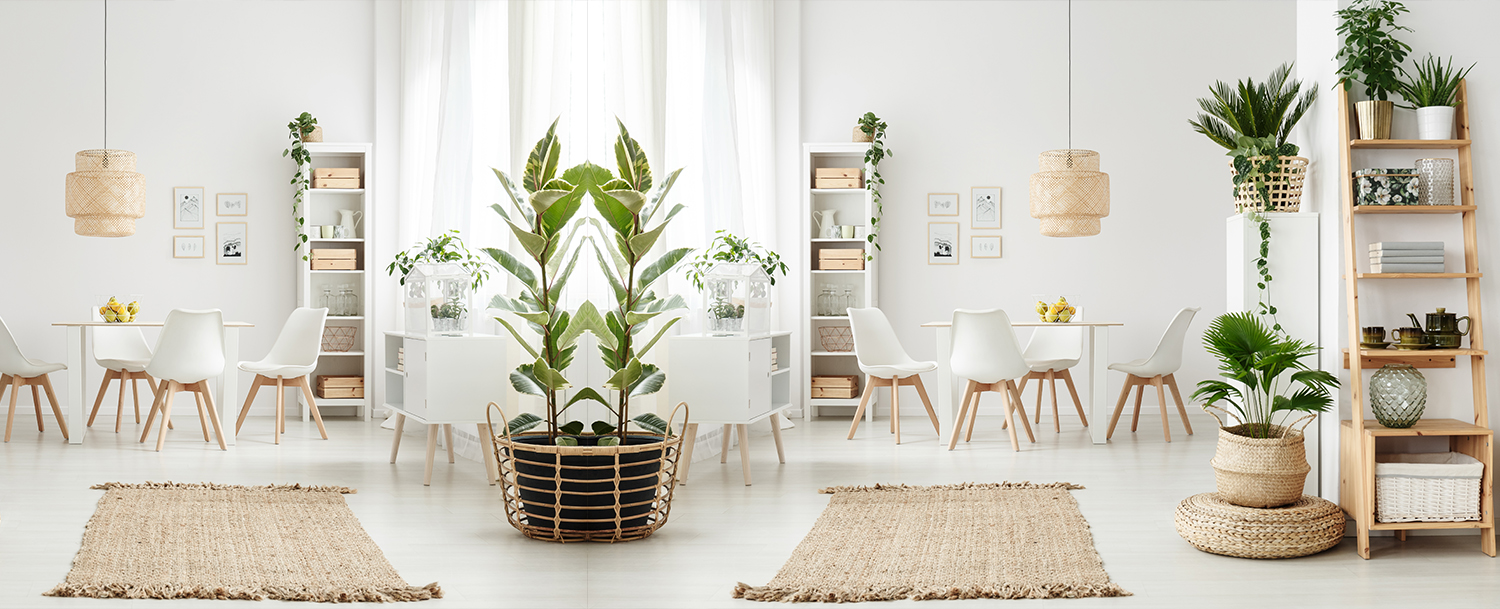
[[1190, 312, 1339, 439], [1189, 63, 1318, 150]]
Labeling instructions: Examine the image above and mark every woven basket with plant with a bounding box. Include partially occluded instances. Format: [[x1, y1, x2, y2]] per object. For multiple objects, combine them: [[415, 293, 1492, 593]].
[[1189, 63, 1316, 214]]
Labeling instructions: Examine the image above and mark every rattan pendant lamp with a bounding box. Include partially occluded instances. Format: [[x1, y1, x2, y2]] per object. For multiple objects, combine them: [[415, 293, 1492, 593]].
[[1028, 0, 1109, 238], [65, 0, 145, 237]]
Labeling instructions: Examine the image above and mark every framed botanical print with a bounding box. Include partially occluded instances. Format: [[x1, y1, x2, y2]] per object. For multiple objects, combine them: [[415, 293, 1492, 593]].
[[927, 193, 959, 216], [173, 236, 205, 259], [217, 193, 248, 216], [971, 235, 1002, 258]]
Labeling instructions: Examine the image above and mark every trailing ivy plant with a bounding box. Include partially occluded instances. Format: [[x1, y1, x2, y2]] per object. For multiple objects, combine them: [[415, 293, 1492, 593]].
[[1228, 135, 1298, 210], [1334, 0, 1412, 102], [684, 230, 789, 292], [858, 112, 892, 262], [1249, 213, 1283, 335], [387, 229, 490, 290], [283, 112, 318, 261]]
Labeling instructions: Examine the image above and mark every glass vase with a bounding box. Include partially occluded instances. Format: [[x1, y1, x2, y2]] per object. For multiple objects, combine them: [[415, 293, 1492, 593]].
[[1370, 363, 1426, 428]]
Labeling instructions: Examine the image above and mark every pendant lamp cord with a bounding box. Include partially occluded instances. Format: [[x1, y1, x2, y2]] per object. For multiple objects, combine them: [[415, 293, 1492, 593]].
[[1067, 0, 1072, 151], [103, 0, 108, 151]]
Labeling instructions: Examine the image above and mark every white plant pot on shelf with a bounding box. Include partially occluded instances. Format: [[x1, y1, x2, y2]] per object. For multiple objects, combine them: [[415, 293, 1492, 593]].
[[1416, 106, 1456, 140]]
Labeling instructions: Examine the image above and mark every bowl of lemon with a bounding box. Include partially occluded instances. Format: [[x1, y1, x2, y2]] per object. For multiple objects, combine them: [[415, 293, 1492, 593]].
[[97, 296, 141, 323], [1033, 295, 1077, 323]]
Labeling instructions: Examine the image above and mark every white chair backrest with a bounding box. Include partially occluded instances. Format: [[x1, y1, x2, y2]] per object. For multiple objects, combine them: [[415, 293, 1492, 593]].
[[146, 309, 225, 384], [0, 316, 30, 374], [1137, 307, 1201, 375], [848, 307, 918, 368], [93, 326, 154, 365], [950, 308, 1030, 384], [264, 308, 327, 367], [1022, 307, 1085, 362]]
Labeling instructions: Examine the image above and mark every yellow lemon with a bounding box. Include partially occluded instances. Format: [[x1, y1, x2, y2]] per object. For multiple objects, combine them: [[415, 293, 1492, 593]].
[[127, 301, 140, 314], [104, 311, 118, 323], [99, 306, 109, 316]]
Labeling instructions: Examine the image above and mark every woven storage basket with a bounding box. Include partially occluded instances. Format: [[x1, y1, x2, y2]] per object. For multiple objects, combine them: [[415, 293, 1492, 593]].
[[302, 125, 324, 143], [1175, 493, 1343, 559], [65, 149, 146, 237], [1229, 155, 1308, 213], [818, 326, 854, 352], [488, 402, 686, 543], [320, 326, 357, 352], [852, 126, 873, 142], [1029, 150, 1109, 237], [1375, 452, 1484, 522], [1208, 414, 1313, 508]]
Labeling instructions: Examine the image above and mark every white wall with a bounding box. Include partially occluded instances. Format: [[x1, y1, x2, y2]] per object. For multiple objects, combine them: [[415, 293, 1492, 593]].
[[0, 1, 373, 418], [798, 0, 1297, 417]]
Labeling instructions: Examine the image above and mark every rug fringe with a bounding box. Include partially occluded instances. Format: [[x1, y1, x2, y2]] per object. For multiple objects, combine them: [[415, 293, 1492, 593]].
[[818, 481, 1084, 494], [90, 481, 358, 494], [732, 582, 1130, 602], [44, 582, 441, 602]]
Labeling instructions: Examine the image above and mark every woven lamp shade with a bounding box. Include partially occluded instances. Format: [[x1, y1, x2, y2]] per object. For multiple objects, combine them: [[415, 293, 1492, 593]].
[[65, 149, 145, 237], [1028, 149, 1109, 237]]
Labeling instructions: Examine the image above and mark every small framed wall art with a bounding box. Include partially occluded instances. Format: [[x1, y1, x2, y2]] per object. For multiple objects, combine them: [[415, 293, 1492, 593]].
[[173, 235, 205, 259], [928, 193, 959, 216], [971, 235, 1002, 258], [174, 187, 205, 229], [217, 193, 248, 216], [216, 222, 248, 265], [928, 222, 959, 265], [971, 187, 1001, 229]]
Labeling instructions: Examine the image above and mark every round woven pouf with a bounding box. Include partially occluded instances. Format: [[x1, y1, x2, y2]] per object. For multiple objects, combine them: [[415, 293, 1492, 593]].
[[1175, 493, 1343, 559]]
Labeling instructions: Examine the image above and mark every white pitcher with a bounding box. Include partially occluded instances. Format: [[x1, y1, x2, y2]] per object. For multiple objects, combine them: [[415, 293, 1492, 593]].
[[813, 209, 838, 239], [337, 209, 363, 239]]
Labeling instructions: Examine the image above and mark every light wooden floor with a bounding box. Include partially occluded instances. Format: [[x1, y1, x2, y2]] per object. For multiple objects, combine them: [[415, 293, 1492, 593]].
[[2, 412, 1498, 608]]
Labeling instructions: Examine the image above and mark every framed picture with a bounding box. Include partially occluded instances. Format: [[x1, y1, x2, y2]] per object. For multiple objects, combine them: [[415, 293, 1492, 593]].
[[928, 222, 959, 265], [216, 193, 248, 216], [971, 187, 1001, 229], [173, 236, 205, 259], [173, 187, 205, 229], [971, 235, 1002, 258], [928, 193, 959, 216], [216, 222, 248, 265]]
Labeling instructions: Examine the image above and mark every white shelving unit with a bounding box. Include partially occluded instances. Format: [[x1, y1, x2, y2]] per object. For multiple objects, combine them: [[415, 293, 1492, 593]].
[[295, 142, 375, 420], [800, 143, 878, 420]]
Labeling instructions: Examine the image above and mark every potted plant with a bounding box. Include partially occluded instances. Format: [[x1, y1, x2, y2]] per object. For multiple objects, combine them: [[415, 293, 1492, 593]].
[[1397, 54, 1474, 140], [856, 112, 892, 260], [387, 229, 490, 289], [283, 112, 319, 260], [1191, 312, 1339, 508], [685, 230, 787, 333], [1335, 0, 1413, 140], [1188, 63, 1316, 213]]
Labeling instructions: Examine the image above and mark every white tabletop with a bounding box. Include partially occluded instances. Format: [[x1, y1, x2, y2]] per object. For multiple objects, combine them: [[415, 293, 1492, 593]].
[[920, 320, 1122, 328], [54, 321, 254, 327]]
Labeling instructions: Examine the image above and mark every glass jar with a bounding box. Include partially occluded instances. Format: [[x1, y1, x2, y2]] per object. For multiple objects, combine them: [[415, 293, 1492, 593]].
[[817, 288, 831, 317], [840, 287, 854, 315], [1370, 363, 1427, 428], [343, 286, 359, 316], [320, 287, 334, 313]]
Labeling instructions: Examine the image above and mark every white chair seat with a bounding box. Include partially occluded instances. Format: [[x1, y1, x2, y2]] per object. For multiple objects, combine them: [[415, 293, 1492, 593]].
[[4, 357, 65, 378], [239, 360, 317, 378], [1108, 358, 1156, 375], [98, 358, 149, 373], [1027, 357, 1080, 372], [858, 360, 937, 379]]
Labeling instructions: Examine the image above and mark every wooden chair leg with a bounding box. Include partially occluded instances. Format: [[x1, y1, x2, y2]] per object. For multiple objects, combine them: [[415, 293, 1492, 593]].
[[892, 378, 902, 445], [909, 374, 941, 434], [31, 383, 44, 432], [274, 376, 285, 445], [389, 412, 407, 463], [847, 379, 878, 439], [1047, 369, 1060, 433], [965, 386, 981, 441], [141, 380, 167, 443], [198, 381, 228, 451], [1130, 382, 1145, 432], [155, 382, 178, 451], [236, 376, 264, 435], [1032, 374, 1044, 425], [193, 389, 212, 442], [3, 375, 17, 442], [1154, 376, 1172, 443], [115, 371, 129, 433], [40, 375, 67, 441], [1000, 386, 1022, 451], [949, 381, 977, 450], [131, 375, 142, 423], [88, 369, 117, 427], [1018, 374, 1038, 424], [1107, 378, 1133, 439], [1007, 381, 1036, 443], [1166, 374, 1193, 435], [1060, 369, 1088, 427], [297, 377, 328, 439]]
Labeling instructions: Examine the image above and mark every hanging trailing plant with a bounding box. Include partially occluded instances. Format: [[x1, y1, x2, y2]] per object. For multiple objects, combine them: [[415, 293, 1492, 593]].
[[857, 112, 892, 261], [283, 112, 318, 261], [1249, 212, 1283, 335]]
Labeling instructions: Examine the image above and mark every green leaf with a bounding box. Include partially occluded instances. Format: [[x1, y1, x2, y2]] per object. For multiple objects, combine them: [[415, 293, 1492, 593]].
[[491, 169, 530, 221], [628, 222, 668, 258], [566, 301, 618, 351], [605, 189, 647, 214], [509, 366, 546, 397], [528, 189, 571, 215], [505, 219, 550, 260], [531, 358, 572, 391], [561, 161, 613, 190], [605, 358, 644, 391], [558, 301, 597, 350], [637, 247, 693, 292], [636, 316, 681, 358], [642, 168, 684, 224], [625, 310, 665, 325], [506, 412, 544, 435], [591, 420, 618, 436], [493, 316, 541, 360], [481, 247, 537, 292], [554, 436, 579, 446], [522, 118, 562, 193], [591, 187, 636, 235], [596, 436, 620, 447], [613, 118, 653, 192], [515, 310, 550, 326], [539, 185, 585, 237], [489, 201, 512, 223], [628, 363, 666, 397], [630, 412, 673, 437], [562, 387, 611, 413]]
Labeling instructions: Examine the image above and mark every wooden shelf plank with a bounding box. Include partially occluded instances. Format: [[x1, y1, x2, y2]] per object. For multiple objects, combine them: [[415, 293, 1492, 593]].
[[1341, 418, 1493, 437], [1350, 139, 1471, 149], [1343, 347, 1488, 357], [1353, 205, 1476, 214], [1356, 272, 1481, 279], [1342, 350, 1456, 369], [1371, 521, 1491, 531]]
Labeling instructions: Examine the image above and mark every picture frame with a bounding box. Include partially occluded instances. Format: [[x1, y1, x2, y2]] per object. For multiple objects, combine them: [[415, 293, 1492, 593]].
[[927, 193, 959, 216], [971, 187, 1001, 229], [216, 193, 248, 216], [173, 187, 205, 229], [928, 222, 959, 265], [173, 235, 205, 259], [216, 222, 248, 265], [971, 235, 1002, 258]]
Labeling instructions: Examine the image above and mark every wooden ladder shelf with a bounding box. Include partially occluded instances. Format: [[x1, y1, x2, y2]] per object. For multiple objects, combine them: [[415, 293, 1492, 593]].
[[1337, 80, 1495, 559]]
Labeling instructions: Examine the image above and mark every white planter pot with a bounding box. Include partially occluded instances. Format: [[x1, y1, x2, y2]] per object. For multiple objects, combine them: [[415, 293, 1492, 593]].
[[1416, 106, 1456, 140]]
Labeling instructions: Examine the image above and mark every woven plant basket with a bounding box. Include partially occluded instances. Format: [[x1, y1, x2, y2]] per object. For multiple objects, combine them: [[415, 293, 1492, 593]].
[[1207, 412, 1314, 509], [1228, 156, 1308, 213], [852, 126, 873, 142], [1175, 493, 1343, 559], [1029, 149, 1109, 237], [303, 125, 324, 143], [488, 402, 687, 543], [65, 149, 146, 237]]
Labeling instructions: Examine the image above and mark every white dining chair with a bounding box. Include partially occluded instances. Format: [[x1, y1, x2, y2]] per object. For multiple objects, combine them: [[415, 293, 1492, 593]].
[[235, 307, 328, 443], [949, 308, 1035, 451], [87, 326, 158, 433], [846, 307, 940, 444], [1106, 307, 1201, 442], [0, 316, 68, 442], [1020, 307, 1088, 432], [140, 309, 228, 451]]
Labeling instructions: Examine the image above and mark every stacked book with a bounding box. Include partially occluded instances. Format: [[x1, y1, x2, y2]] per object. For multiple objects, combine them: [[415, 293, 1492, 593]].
[[1370, 241, 1444, 273]]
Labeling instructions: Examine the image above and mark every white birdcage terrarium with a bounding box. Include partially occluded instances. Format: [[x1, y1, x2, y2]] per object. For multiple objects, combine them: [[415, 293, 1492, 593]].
[[405, 263, 472, 336], [701, 263, 771, 336]]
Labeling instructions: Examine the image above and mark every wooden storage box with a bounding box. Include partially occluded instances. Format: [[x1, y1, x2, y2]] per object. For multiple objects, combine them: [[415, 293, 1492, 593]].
[[311, 248, 357, 259], [313, 167, 362, 179], [311, 259, 357, 270], [818, 258, 864, 270], [814, 177, 863, 189], [811, 375, 858, 399], [818, 248, 864, 259], [815, 167, 862, 179], [316, 375, 365, 399], [312, 177, 361, 189]]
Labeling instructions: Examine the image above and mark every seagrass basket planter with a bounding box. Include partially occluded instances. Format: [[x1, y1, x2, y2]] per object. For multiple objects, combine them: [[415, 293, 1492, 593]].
[[1228, 155, 1308, 213], [488, 403, 687, 543], [1208, 415, 1313, 509]]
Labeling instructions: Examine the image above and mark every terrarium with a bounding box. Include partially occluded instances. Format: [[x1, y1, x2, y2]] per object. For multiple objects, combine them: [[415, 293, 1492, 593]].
[[405, 263, 472, 336], [701, 263, 770, 336]]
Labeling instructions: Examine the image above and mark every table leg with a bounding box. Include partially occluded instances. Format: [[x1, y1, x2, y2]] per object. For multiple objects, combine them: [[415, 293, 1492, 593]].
[[1089, 326, 1109, 445], [477, 423, 499, 485], [218, 327, 239, 447], [66, 326, 86, 444], [677, 423, 699, 485], [934, 326, 955, 448]]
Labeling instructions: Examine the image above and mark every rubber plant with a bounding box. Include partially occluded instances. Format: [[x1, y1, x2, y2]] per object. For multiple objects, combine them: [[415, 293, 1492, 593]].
[[283, 112, 318, 261], [857, 112, 892, 262]]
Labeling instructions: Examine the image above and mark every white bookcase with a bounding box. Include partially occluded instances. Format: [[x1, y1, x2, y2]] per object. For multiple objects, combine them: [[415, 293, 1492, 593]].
[[294, 142, 374, 420], [800, 143, 879, 419]]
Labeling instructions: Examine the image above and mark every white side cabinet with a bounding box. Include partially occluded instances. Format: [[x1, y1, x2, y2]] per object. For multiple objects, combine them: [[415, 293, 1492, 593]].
[[383, 331, 506, 485], [668, 331, 792, 485]]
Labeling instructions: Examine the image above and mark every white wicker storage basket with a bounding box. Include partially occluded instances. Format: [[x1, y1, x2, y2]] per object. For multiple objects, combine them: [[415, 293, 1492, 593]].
[[1374, 452, 1484, 523]]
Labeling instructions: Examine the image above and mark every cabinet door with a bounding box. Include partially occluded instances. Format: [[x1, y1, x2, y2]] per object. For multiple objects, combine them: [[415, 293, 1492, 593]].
[[747, 338, 772, 417], [402, 338, 427, 419]]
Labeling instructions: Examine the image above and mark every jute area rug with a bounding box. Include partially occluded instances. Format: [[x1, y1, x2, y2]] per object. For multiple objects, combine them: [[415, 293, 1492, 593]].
[[45, 482, 441, 602], [734, 482, 1130, 602]]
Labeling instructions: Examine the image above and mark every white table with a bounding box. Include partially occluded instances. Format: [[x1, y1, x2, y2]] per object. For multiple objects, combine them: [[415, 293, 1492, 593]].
[[921, 320, 1121, 445], [54, 321, 252, 446]]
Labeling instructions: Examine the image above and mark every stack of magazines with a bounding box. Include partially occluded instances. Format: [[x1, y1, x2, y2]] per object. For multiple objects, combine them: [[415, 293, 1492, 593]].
[[1369, 241, 1444, 273]]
